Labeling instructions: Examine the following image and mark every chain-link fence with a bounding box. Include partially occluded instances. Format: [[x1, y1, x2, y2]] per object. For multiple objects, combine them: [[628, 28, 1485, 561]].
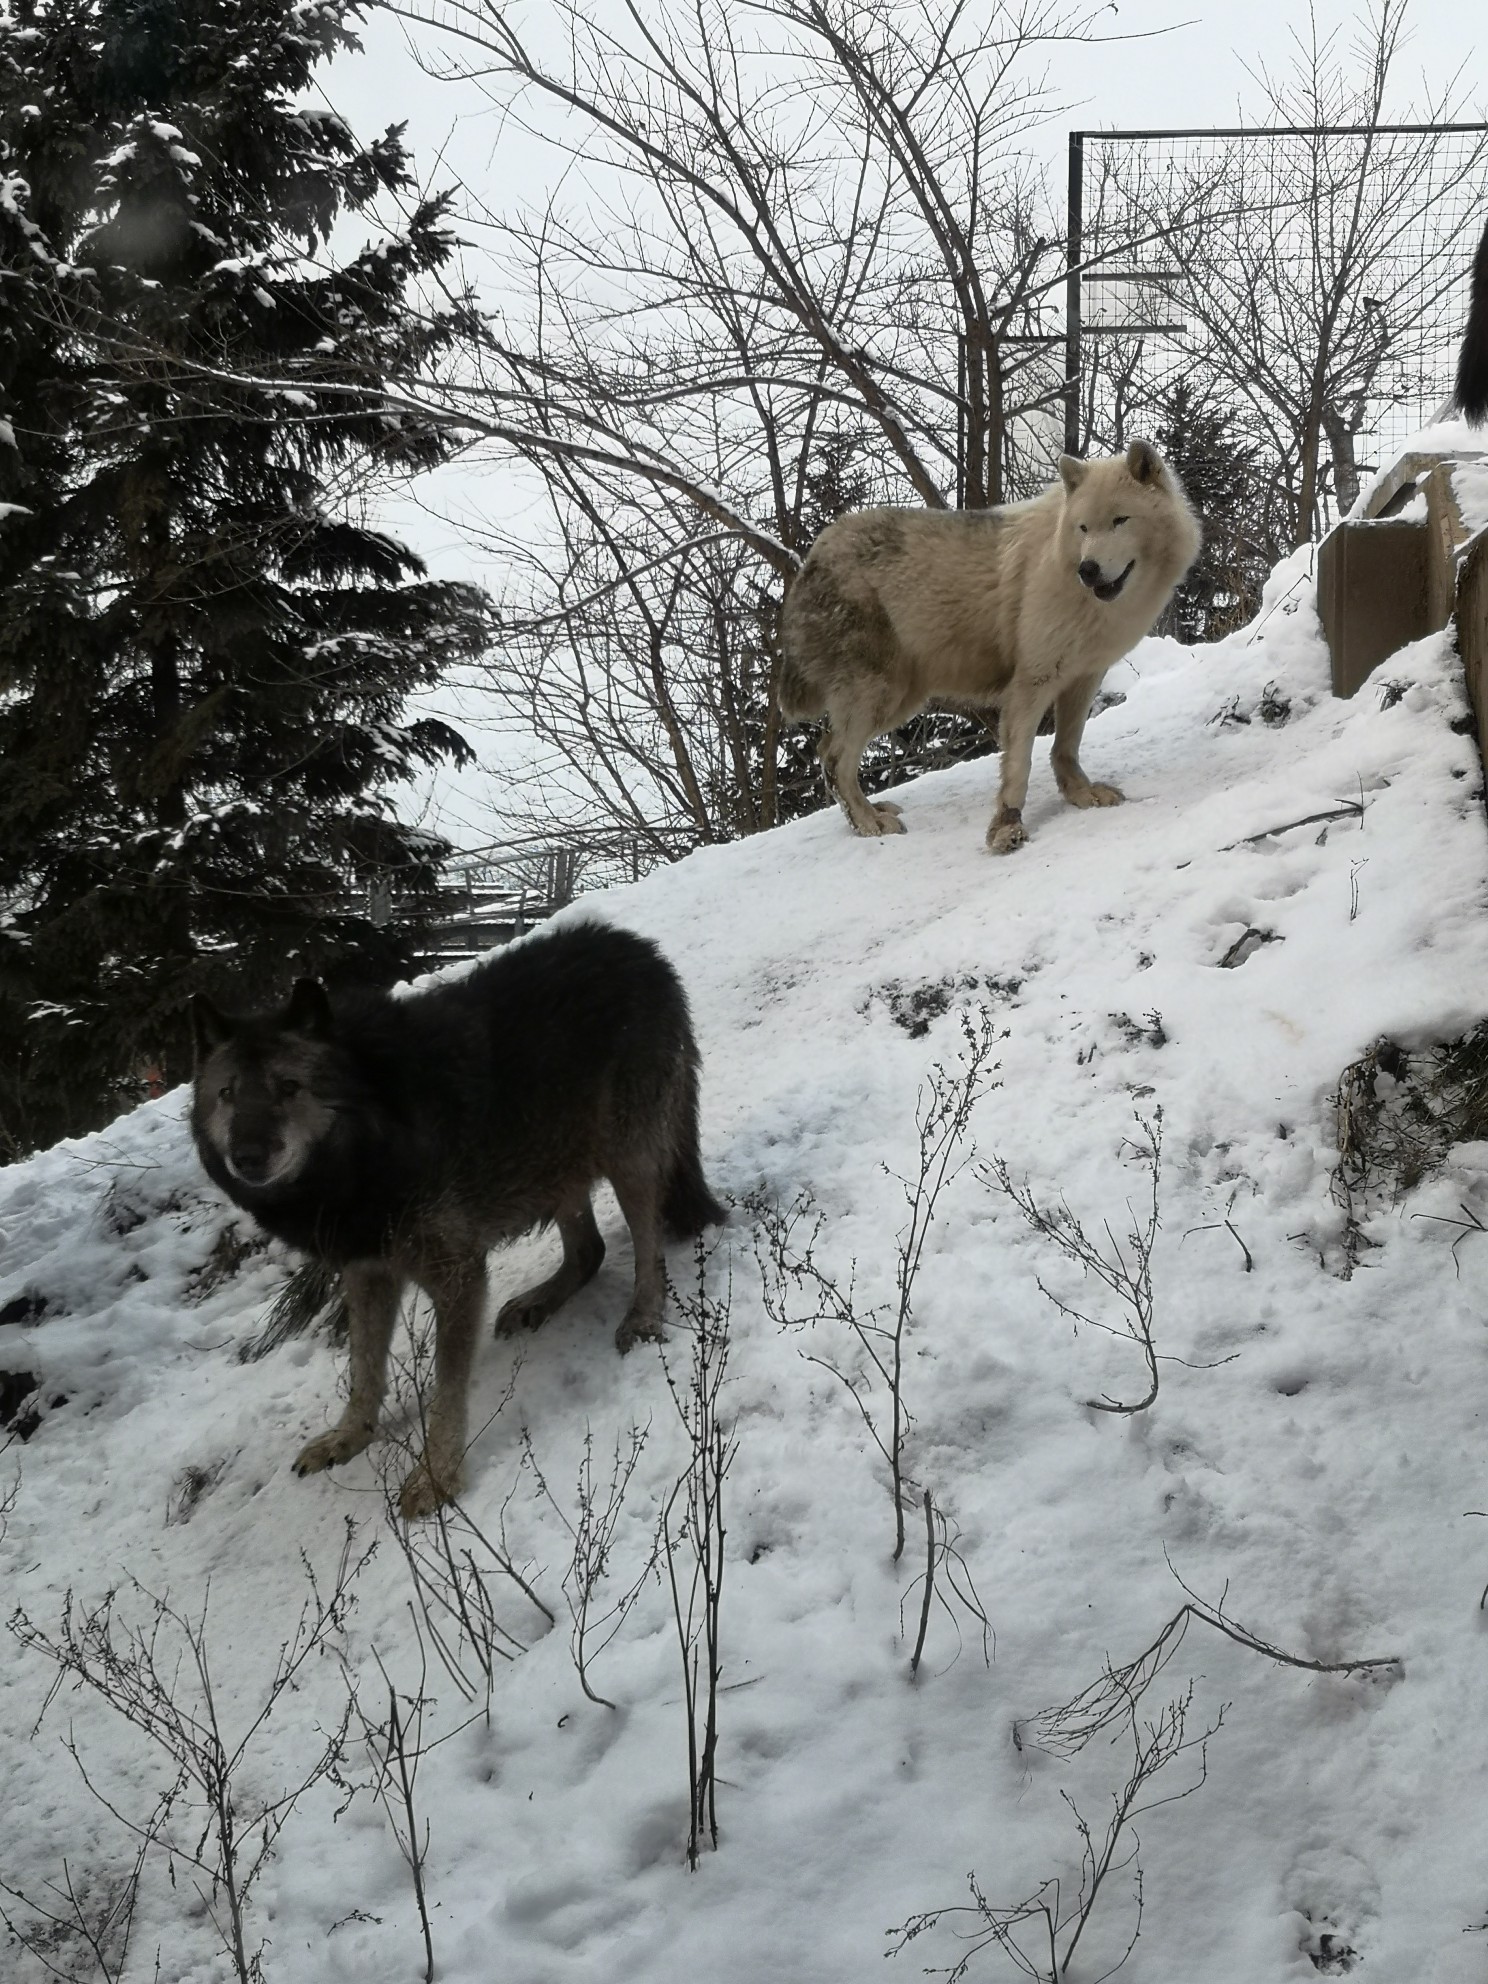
[[1064, 123, 1488, 568]]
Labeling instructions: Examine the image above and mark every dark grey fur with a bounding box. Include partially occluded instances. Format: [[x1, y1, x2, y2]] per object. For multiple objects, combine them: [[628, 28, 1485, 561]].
[[189, 921, 724, 1518], [1458, 217, 1488, 425]]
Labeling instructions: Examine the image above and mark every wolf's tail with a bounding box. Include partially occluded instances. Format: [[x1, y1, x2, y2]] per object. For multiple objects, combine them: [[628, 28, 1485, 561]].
[[777, 573, 828, 721], [664, 1058, 727, 1238], [1457, 218, 1488, 425], [777, 656, 826, 722]]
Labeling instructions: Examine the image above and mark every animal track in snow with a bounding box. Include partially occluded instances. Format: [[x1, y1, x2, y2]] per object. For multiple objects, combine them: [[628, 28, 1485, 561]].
[[1301, 1914, 1360, 1974], [1284, 1846, 1379, 1977]]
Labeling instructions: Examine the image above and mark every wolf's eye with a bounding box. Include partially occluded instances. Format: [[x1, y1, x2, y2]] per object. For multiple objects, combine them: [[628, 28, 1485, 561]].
[[1078, 523, 1088, 534], [277, 1078, 302, 1100], [1113, 514, 1129, 526], [218, 1083, 234, 1103]]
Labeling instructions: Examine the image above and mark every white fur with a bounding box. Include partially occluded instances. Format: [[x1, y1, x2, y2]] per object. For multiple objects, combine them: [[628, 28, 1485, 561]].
[[779, 440, 1201, 850]]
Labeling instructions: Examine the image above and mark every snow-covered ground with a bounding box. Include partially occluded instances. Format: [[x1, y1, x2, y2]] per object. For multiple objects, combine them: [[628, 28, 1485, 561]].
[[4, 552, 1488, 1983]]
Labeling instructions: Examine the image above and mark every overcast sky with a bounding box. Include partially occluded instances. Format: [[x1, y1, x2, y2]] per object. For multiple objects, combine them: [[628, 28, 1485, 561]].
[[327, 0, 1488, 190], [314, 0, 1487, 593]]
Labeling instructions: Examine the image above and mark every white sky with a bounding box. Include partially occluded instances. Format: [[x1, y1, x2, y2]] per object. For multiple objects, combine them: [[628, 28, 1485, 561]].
[[327, 0, 1488, 202], [315, 0, 1487, 583]]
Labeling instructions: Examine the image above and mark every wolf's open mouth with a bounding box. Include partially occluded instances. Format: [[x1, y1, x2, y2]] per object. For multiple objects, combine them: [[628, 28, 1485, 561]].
[[1092, 559, 1135, 602]]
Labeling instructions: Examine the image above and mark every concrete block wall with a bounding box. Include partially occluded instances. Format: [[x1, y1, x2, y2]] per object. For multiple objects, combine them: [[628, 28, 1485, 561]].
[[1317, 452, 1488, 775]]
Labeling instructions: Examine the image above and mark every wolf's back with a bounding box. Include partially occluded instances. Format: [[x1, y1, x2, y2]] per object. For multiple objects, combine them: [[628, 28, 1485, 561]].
[[459, 920, 689, 1053], [455, 924, 722, 1231]]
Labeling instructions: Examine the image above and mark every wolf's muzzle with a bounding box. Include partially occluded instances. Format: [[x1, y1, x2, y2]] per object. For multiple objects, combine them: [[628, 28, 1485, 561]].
[[1079, 557, 1135, 602], [227, 1140, 281, 1186]]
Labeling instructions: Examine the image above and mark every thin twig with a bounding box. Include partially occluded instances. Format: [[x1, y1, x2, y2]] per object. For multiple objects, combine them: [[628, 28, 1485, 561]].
[[1221, 800, 1364, 849], [910, 1490, 935, 1678]]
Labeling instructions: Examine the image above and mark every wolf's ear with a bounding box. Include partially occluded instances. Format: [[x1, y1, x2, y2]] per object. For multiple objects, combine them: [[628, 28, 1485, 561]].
[[189, 994, 234, 1060], [1126, 438, 1164, 485], [1058, 454, 1088, 493], [284, 977, 334, 1038]]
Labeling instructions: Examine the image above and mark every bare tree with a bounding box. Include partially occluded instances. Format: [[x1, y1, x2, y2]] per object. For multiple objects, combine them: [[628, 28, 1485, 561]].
[[1100, 0, 1488, 545], [0, 1430, 17, 1545], [902, 1486, 993, 1679], [0, 1845, 148, 1984], [890, 1564, 1397, 1980], [1019, 1558, 1399, 1765], [375, 1338, 553, 1710], [487, 484, 813, 860], [379, 0, 1182, 852], [340, 1647, 442, 1984]]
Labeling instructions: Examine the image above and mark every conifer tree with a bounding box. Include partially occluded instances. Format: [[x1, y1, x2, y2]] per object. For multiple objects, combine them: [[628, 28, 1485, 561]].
[[1155, 382, 1275, 644], [0, 0, 488, 1153]]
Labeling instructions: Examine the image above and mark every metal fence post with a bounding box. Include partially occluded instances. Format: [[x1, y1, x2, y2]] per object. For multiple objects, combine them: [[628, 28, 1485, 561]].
[[1065, 130, 1084, 458]]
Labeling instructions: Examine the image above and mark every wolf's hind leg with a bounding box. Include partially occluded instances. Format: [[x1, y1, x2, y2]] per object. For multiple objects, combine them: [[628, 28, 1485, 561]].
[[818, 705, 909, 837], [294, 1260, 402, 1478], [399, 1255, 489, 1521], [495, 1201, 605, 1335], [1051, 671, 1124, 810], [609, 1162, 668, 1353]]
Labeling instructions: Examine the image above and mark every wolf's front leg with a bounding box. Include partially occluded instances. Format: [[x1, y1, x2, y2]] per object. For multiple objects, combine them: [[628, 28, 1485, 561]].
[[986, 689, 1047, 853], [294, 1260, 402, 1477], [1051, 671, 1124, 810], [399, 1255, 489, 1520]]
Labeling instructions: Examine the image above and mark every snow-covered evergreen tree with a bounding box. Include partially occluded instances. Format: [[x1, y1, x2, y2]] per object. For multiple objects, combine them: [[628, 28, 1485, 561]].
[[1155, 382, 1275, 644], [0, 0, 488, 1153]]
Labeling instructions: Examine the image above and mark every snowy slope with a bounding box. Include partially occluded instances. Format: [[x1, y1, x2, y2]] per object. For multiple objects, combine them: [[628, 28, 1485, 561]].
[[4, 550, 1488, 1984]]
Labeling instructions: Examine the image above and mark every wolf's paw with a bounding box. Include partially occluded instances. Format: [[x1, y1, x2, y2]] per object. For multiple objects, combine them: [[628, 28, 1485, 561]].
[[615, 1309, 665, 1354], [1064, 780, 1125, 809], [853, 804, 907, 837], [986, 820, 1027, 855], [495, 1289, 558, 1336], [293, 1422, 373, 1477], [398, 1458, 460, 1522]]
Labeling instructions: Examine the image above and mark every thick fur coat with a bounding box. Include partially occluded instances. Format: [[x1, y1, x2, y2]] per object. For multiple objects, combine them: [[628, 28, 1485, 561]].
[[780, 440, 1201, 852], [1458, 218, 1488, 426], [190, 922, 723, 1518]]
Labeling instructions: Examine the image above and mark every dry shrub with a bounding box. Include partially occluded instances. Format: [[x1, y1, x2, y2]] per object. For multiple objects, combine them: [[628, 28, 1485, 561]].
[[1334, 1024, 1488, 1203]]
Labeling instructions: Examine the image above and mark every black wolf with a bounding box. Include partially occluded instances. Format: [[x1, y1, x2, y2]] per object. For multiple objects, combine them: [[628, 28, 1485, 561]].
[[190, 922, 724, 1518], [1458, 218, 1488, 425]]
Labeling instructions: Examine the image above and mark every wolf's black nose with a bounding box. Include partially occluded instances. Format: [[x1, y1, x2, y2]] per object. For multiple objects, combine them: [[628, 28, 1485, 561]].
[[231, 1142, 277, 1184], [1078, 559, 1101, 587]]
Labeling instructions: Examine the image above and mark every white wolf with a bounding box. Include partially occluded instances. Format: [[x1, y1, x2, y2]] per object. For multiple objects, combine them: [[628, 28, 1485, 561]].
[[779, 440, 1201, 852]]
